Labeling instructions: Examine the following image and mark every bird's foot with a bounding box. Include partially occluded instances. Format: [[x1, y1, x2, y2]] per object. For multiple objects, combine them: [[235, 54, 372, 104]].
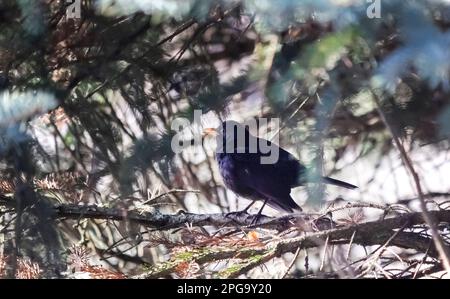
[[225, 200, 256, 219], [249, 199, 267, 226], [250, 213, 262, 225], [225, 209, 251, 219]]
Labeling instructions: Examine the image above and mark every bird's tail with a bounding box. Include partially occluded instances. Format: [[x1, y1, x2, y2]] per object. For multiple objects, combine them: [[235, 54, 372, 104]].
[[323, 176, 358, 189], [267, 194, 303, 213]]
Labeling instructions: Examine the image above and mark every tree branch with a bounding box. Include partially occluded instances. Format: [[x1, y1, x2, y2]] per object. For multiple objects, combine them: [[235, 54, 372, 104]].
[[133, 215, 448, 278], [2, 198, 450, 233], [2, 198, 449, 278]]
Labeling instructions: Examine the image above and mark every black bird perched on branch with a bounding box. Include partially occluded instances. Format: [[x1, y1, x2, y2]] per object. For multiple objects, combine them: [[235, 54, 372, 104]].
[[204, 120, 357, 215]]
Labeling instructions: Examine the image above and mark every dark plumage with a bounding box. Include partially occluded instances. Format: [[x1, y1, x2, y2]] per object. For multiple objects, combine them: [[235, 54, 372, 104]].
[[210, 120, 357, 213]]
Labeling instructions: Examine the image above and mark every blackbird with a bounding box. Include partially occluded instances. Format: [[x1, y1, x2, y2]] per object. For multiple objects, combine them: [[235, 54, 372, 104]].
[[204, 120, 357, 214]]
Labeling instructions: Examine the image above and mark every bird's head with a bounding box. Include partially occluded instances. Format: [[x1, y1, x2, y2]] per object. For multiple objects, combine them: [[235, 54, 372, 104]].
[[203, 120, 251, 153]]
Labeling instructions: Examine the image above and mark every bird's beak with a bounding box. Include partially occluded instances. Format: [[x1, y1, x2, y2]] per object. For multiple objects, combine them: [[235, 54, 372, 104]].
[[202, 127, 218, 137]]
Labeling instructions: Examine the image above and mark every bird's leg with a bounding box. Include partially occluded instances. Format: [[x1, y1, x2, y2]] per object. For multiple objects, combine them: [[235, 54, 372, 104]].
[[225, 199, 256, 218], [241, 200, 256, 213], [251, 199, 268, 225]]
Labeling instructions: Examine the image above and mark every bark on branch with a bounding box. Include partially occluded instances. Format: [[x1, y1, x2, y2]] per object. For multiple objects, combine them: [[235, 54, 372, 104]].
[[2, 199, 449, 233], [50, 203, 450, 231]]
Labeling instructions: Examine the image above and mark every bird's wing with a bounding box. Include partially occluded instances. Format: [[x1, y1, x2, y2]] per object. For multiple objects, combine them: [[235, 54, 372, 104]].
[[237, 164, 301, 212], [229, 151, 302, 212], [230, 144, 305, 185]]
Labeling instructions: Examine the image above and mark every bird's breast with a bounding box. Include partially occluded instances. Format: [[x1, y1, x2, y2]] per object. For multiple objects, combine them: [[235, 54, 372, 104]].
[[217, 153, 237, 190], [216, 153, 255, 198]]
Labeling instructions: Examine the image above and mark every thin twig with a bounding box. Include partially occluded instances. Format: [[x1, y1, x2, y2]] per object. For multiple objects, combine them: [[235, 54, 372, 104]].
[[320, 235, 330, 272], [281, 246, 301, 278], [346, 230, 356, 260], [413, 241, 432, 279], [142, 189, 200, 205], [355, 222, 408, 278], [270, 95, 312, 141]]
